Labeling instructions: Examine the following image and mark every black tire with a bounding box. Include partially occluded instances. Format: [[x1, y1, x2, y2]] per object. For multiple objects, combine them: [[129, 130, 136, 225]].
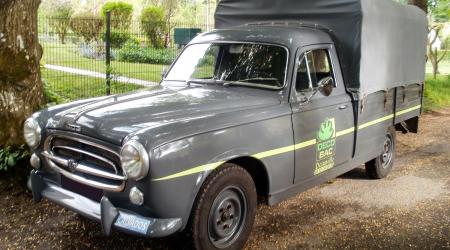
[[365, 126, 396, 179], [186, 163, 257, 250]]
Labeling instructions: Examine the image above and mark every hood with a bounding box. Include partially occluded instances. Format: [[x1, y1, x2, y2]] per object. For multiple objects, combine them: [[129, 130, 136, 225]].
[[45, 84, 281, 146]]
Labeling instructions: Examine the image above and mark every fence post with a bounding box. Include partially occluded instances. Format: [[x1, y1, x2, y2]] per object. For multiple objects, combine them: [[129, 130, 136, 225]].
[[105, 11, 111, 96]]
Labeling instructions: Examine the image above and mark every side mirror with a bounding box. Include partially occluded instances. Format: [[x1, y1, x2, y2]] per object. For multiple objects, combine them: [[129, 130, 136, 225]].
[[318, 76, 334, 97], [300, 77, 334, 104], [161, 66, 167, 79]]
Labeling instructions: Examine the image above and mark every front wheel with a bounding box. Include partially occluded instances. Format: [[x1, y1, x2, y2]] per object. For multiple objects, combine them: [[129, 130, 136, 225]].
[[365, 126, 396, 179], [187, 163, 257, 250]]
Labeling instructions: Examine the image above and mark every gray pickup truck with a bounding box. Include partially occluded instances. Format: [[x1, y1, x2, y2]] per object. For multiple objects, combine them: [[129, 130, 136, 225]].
[[25, 0, 427, 249]]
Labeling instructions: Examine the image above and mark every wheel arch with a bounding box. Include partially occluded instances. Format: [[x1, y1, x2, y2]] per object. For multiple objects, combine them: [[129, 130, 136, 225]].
[[183, 155, 271, 231], [226, 156, 271, 204]]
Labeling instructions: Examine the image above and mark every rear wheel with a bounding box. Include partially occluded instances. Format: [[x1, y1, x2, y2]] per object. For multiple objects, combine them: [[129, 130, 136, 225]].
[[365, 126, 396, 179], [187, 163, 257, 250]]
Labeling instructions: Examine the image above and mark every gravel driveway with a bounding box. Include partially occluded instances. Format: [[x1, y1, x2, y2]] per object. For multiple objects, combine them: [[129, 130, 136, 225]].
[[1, 108, 449, 249]]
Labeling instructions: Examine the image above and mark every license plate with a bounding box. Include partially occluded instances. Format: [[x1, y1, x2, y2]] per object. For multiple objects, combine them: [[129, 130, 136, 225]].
[[114, 213, 152, 235]]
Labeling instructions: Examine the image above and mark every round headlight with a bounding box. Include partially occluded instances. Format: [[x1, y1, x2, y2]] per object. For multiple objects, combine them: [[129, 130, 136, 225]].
[[23, 117, 41, 149], [120, 140, 149, 180]]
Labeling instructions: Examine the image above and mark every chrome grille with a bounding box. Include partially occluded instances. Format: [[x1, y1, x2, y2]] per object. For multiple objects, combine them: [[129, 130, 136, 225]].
[[42, 135, 127, 192]]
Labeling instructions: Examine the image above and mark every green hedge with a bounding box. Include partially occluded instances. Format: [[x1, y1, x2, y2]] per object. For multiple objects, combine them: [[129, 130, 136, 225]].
[[102, 31, 138, 49], [117, 41, 177, 65]]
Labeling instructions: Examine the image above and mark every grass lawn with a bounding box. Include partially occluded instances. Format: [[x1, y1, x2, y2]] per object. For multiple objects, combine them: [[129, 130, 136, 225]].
[[41, 42, 167, 83], [424, 74, 450, 111], [424, 53, 450, 111], [42, 69, 145, 101]]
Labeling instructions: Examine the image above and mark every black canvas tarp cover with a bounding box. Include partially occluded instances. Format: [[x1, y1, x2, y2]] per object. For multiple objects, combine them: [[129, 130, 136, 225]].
[[215, 0, 428, 97]]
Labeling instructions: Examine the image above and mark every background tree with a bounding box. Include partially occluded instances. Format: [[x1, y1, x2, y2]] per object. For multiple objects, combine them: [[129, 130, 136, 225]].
[[101, 2, 134, 48], [69, 11, 104, 43], [46, 0, 73, 44], [408, 0, 429, 12], [101, 1, 133, 31], [429, 0, 449, 22], [142, 0, 178, 47], [427, 24, 448, 78], [0, 0, 44, 146], [141, 6, 166, 48], [408, 0, 449, 79]]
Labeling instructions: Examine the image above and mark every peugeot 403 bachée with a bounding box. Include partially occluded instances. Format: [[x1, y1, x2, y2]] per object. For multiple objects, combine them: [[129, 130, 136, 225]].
[[25, 0, 427, 249]]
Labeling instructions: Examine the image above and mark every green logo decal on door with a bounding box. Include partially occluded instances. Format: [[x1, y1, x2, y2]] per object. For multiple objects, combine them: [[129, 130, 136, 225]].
[[314, 118, 336, 175]]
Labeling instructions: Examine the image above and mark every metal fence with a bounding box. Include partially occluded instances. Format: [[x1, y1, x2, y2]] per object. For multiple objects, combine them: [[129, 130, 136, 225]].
[[39, 13, 207, 101]]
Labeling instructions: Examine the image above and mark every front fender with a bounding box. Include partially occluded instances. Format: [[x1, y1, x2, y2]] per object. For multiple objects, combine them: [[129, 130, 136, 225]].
[[143, 109, 294, 230]]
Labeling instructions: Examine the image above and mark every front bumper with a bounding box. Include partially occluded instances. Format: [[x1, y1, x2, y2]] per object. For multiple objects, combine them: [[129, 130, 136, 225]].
[[29, 170, 182, 238]]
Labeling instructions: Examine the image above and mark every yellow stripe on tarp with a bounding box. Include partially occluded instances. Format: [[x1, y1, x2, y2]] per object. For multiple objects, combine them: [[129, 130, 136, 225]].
[[395, 105, 421, 116], [358, 114, 394, 130], [152, 105, 421, 181]]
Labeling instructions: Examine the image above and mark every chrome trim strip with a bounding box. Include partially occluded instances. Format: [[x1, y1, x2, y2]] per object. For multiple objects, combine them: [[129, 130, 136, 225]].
[[46, 134, 120, 157], [42, 152, 127, 181], [53, 145, 118, 174], [43, 155, 125, 191], [75, 163, 126, 181]]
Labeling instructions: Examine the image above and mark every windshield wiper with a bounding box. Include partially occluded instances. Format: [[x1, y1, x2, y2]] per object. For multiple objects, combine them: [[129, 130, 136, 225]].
[[222, 80, 282, 90], [186, 78, 282, 90], [186, 79, 225, 86], [239, 77, 280, 84]]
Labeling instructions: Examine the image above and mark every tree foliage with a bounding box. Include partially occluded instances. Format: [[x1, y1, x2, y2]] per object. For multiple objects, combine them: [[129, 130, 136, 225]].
[[429, 0, 449, 22], [47, 0, 73, 44], [69, 12, 104, 43], [141, 6, 166, 48], [101, 1, 134, 30], [407, 0, 429, 12]]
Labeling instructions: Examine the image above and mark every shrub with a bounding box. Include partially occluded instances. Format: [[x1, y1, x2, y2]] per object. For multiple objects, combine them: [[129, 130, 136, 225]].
[[141, 6, 166, 48], [47, 0, 73, 44], [101, 2, 133, 30], [0, 145, 29, 173], [102, 31, 135, 49], [42, 79, 66, 106], [117, 41, 176, 65], [69, 12, 104, 43], [78, 43, 115, 60]]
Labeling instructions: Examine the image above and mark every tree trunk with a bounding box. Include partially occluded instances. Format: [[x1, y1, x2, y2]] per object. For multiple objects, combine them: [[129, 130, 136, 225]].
[[0, 0, 44, 146], [407, 0, 428, 13]]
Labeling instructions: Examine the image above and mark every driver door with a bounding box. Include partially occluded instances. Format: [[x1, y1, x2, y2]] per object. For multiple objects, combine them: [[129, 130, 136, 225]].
[[290, 44, 354, 184]]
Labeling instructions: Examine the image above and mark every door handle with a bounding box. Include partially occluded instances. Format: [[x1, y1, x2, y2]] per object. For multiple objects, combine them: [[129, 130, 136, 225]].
[[338, 105, 348, 110]]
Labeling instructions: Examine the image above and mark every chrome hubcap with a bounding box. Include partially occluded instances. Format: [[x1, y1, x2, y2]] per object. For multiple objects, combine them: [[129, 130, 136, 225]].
[[381, 135, 393, 168], [208, 186, 246, 249]]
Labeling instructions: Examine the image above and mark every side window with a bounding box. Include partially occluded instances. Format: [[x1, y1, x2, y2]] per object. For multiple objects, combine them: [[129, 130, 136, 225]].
[[296, 49, 334, 92]]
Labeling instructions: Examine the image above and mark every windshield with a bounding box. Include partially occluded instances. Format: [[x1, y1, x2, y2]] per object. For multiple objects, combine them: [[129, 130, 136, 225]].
[[165, 43, 288, 89]]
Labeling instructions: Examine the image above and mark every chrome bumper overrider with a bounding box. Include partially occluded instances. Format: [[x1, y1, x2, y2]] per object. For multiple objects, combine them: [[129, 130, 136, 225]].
[[29, 170, 182, 238]]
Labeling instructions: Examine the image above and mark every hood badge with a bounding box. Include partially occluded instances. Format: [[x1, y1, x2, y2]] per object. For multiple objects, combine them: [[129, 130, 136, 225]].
[[66, 123, 81, 132], [67, 159, 79, 173]]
